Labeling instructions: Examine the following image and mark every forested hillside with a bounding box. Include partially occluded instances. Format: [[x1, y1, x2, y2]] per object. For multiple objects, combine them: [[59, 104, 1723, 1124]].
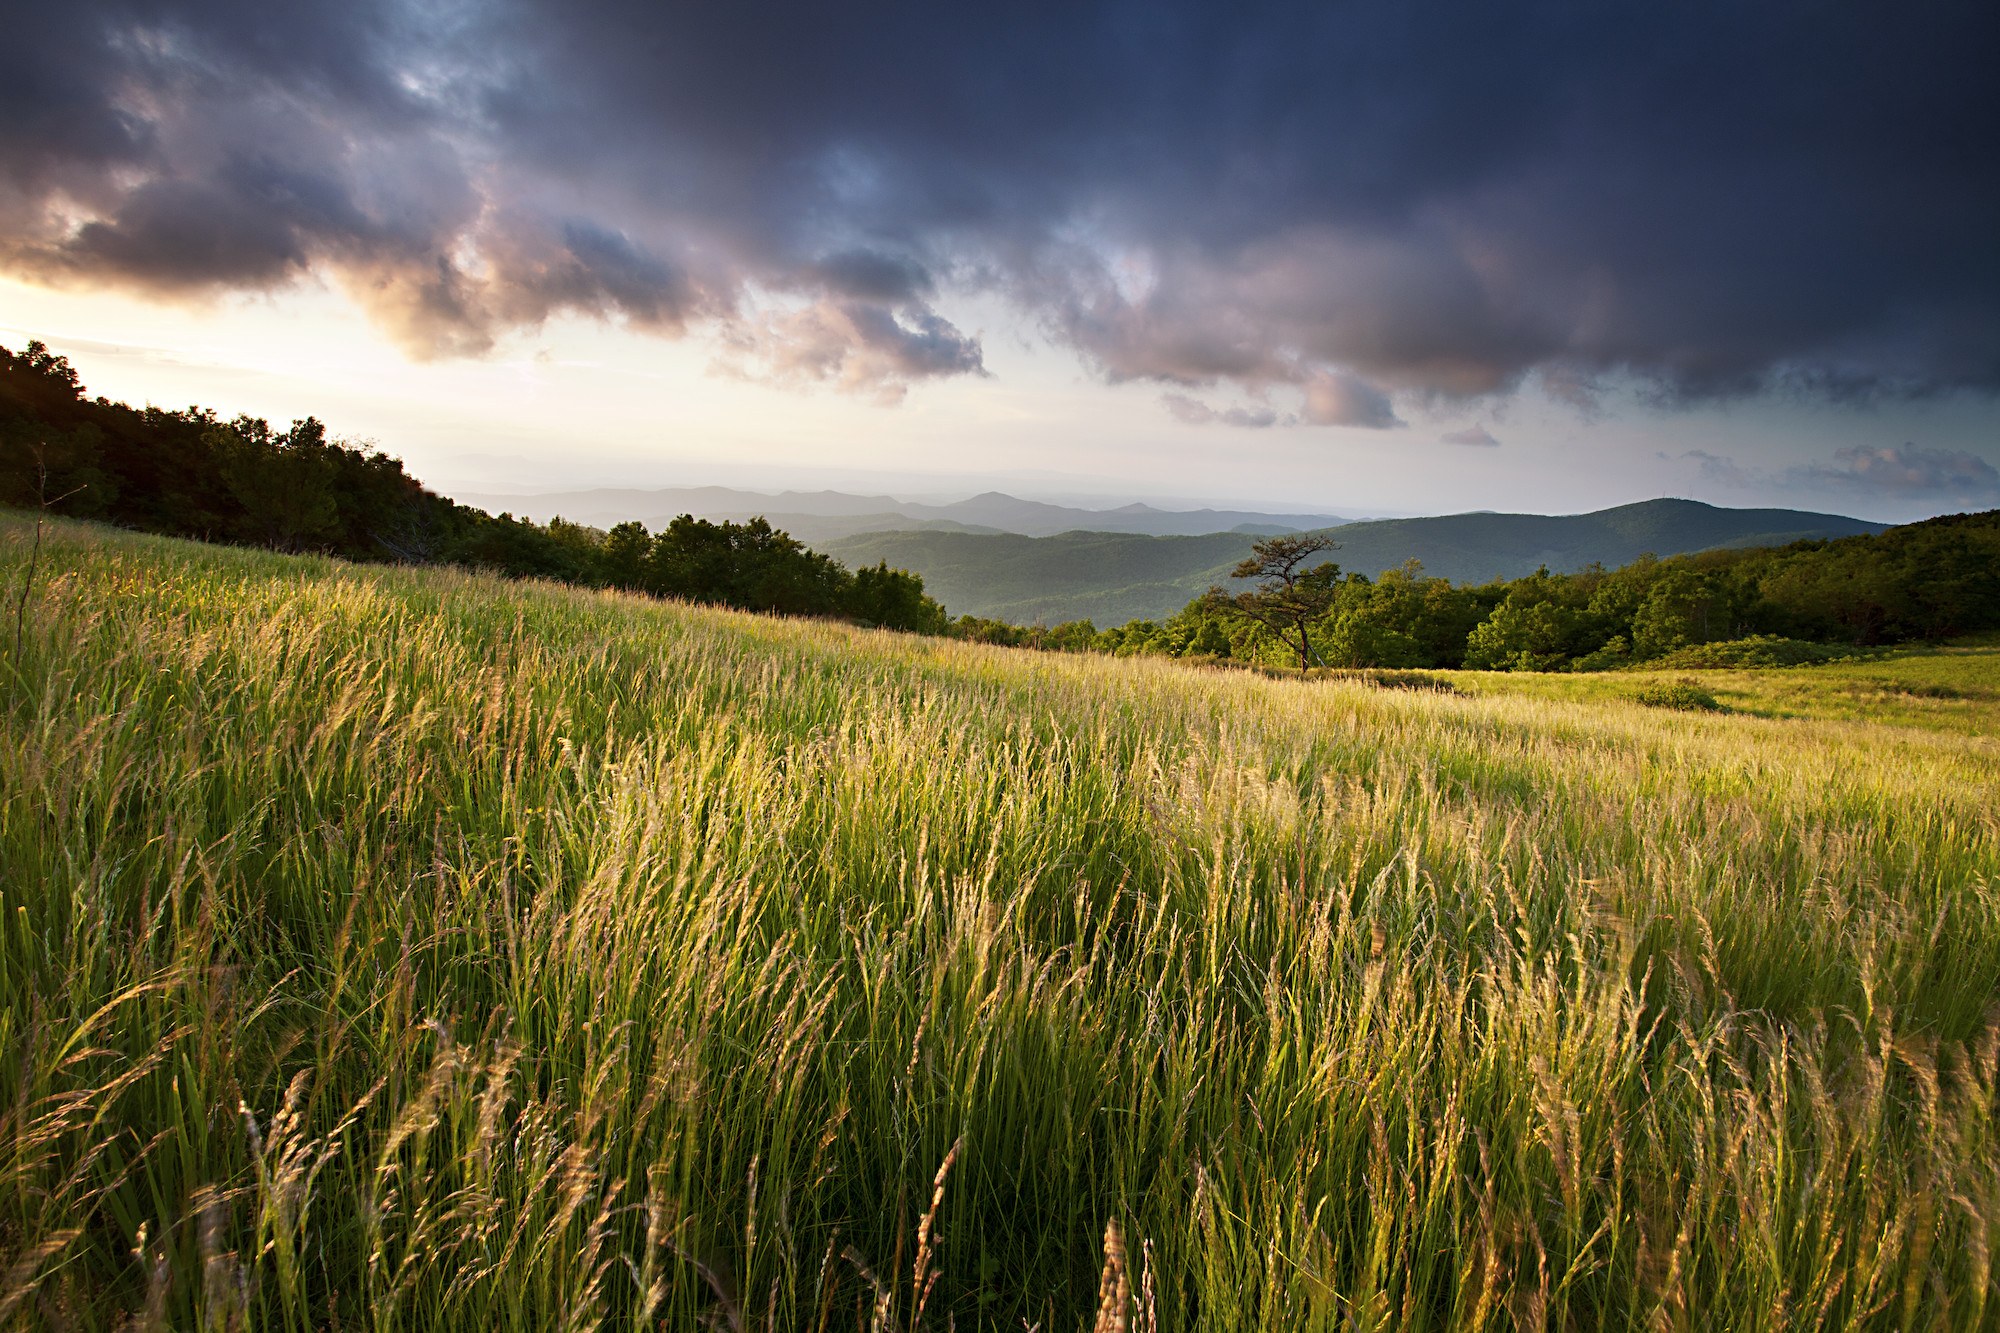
[[828, 528, 1260, 625], [455, 483, 1353, 541], [0, 340, 944, 631], [826, 499, 1885, 623], [956, 512, 2000, 672]]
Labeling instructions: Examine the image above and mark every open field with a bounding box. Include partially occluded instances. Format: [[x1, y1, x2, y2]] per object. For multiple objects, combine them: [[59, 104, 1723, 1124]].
[[3, 514, 1998, 1330], [1447, 641, 2000, 736]]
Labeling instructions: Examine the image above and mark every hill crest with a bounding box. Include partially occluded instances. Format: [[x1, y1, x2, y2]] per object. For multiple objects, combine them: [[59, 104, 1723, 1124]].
[[823, 498, 1885, 623]]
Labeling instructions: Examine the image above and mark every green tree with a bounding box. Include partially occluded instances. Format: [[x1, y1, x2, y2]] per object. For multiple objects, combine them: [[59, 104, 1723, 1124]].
[[0, 422, 112, 518], [599, 522, 651, 589], [1031, 620, 1099, 652], [1630, 569, 1731, 659], [646, 515, 849, 615], [16, 340, 81, 396], [1162, 603, 1235, 658], [1321, 609, 1425, 668], [847, 561, 948, 633], [951, 615, 1025, 646], [208, 416, 340, 552], [1461, 568, 1590, 670], [1206, 532, 1342, 670], [543, 517, 609, 582]]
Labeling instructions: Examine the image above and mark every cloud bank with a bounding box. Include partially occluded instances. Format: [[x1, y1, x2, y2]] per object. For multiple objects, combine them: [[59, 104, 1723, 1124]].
[[4, 1, 1997, 414], [1810, 445, 2000, 497], [1683, 444, 2000, 504]]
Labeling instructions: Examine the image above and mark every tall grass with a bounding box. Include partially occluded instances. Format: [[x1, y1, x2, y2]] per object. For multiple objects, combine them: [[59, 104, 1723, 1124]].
[[3, 515, 1997, 1330]]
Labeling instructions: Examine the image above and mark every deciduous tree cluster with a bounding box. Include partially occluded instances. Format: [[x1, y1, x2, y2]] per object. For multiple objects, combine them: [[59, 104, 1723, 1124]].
[[948, 518, 2000, 671], [0, 341, 946, 633]]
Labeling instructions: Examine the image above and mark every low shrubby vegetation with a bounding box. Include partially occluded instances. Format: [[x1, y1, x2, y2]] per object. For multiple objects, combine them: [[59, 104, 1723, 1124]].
[[1324, 668, 1461, 693], [3, 514, 1998, 1328], [1634, 677, 1726, 712], [1643, 634, 1875, 669]]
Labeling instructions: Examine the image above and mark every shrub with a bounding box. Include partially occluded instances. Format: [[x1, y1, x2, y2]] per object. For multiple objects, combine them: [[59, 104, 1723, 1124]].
[[1322, 668, 1461, 693], [1649, 634, 1870, 669], [1897, 682, 1965, 699], [1570, 635, 1634, 672], [1636, 677, 1725, 711]]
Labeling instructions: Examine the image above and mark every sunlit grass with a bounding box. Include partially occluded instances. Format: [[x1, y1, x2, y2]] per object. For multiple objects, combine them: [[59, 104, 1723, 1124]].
[[3, 515, 1997, 1330], [1451, 645, 2000, 736]]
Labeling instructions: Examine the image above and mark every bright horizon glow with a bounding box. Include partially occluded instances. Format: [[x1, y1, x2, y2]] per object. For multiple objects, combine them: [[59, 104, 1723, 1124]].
[[6, 276, 1995, 525]]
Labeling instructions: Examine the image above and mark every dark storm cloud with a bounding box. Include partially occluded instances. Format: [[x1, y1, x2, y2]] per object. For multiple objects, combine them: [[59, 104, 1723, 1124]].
[[5, 0, 1998, 409], [810, 251, 935, 305]]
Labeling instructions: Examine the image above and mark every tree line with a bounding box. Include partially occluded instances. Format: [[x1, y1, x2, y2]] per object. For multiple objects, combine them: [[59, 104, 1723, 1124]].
[[8, 336, 1993, 669], [0, 340, 945, 632], [949, 515, 2000, 671]]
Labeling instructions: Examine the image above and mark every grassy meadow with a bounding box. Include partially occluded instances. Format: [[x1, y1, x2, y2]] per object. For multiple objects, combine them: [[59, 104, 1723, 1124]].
[[3, 513, 1998, 1330]]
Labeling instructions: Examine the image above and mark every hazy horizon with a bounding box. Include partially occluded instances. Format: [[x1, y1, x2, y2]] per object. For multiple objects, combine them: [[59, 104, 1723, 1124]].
[[433, 475, 1903, 530]]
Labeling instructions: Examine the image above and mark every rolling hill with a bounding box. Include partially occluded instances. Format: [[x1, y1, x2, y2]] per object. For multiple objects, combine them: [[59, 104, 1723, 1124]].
[[824, 498, 1887, 622], [450, 484, 1353, 543]]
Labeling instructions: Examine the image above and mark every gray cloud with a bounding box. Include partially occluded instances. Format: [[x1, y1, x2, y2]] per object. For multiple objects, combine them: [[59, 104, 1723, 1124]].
[[1442, 424, 1500, 447], [713, 299, 984, 403], [1160, 393, 1282, 429], [3, 0, 1997, 412], [1158, 371, 1398, 430], [1302, 370, 1401, 429], [1682, 444, 1999, 501], [810, 250, 935, 304], [1807, 444, 2000, 497], [1680, 449, 1757, 487]]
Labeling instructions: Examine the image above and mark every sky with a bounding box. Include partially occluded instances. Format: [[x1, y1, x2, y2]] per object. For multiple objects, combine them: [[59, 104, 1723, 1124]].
[[2, 0, 1997, 521]]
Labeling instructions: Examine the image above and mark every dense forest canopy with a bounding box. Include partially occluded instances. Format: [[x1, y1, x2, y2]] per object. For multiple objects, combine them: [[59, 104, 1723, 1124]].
[[5, 337, 1995, 671]]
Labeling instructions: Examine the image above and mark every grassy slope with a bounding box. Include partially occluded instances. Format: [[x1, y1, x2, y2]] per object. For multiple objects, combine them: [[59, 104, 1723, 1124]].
[[3, 515, 1997, 1331], [825, 499, 1886, 622], [1451, 639, 2000, 734]]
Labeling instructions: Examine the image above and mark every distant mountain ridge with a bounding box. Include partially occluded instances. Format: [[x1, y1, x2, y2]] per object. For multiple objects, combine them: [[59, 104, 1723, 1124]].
[[449, 484, 1353, 545], [822, 499, 1887, 623]]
